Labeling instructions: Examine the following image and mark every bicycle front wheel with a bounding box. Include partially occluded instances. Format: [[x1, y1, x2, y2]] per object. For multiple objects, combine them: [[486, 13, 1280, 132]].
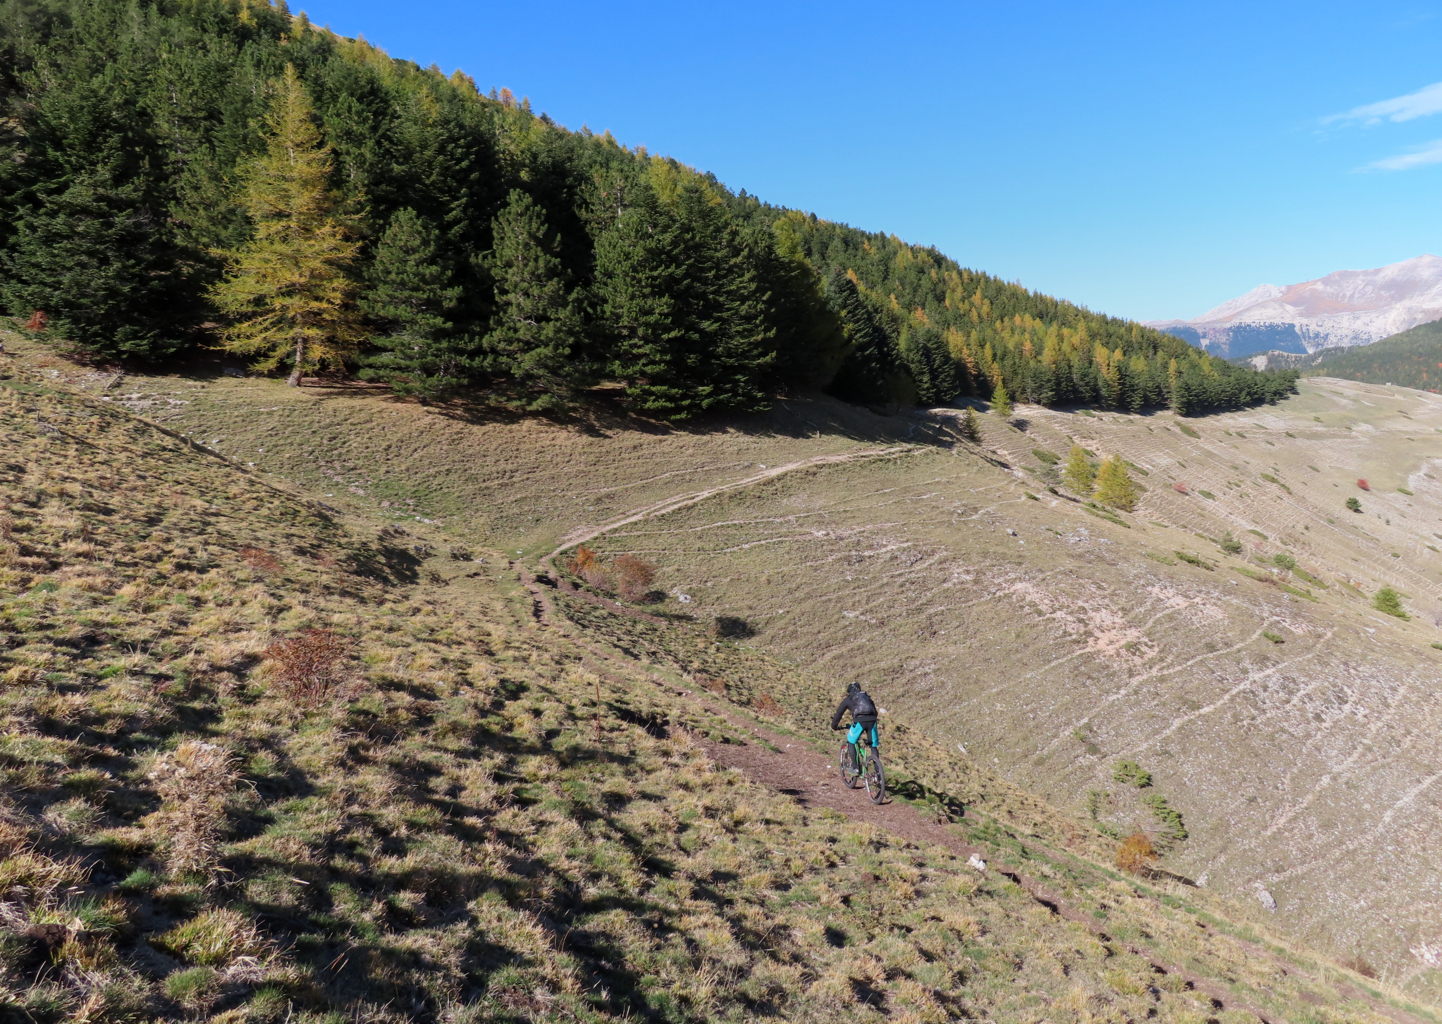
[[863, 751, 886, 804], [839, 743, 860, 788]]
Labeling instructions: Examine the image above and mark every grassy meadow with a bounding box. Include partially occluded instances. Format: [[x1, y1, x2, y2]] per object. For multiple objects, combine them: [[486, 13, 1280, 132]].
[[1, 334, 1438, 1021]]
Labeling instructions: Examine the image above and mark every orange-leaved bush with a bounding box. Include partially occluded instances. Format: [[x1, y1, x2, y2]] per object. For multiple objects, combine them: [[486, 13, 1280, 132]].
[[1115, 831, 1157, 875]]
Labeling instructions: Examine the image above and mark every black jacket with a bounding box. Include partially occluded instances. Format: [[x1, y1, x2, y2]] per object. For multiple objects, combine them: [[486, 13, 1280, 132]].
[[831, 690, 878, 730]]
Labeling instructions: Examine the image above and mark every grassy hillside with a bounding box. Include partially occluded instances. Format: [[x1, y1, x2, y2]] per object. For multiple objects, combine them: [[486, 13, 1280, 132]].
[[1, 341, 1434, 1018], [1297, 321, 1442, 391]]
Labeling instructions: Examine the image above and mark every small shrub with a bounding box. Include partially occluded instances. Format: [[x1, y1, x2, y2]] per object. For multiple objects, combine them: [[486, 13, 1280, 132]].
[[1031, 448, 1059, 465], [1141, 792, 1187, 839], [1174, 551, 1212, 570], [23, 310, 48, 334], [1196, 489, 1215, 499], [1175, 421, 1200, 438], [264, 628, 351, 703], [711, 615, 755, 640], [1115, 832, 1156, 874], [1399, 487, 1414, 496], [613, 554, 657, 603], [1373, 587, 1408, 619], [1171, 482, 1188, 494], [1261, 630, 1284, 644], [1272, 552, 1296, 571], [1112, 760, 1151, 788], [1346, 497, 1362, 513], [580, 565, 613, 593], [1218, 532, 1242, 555], [1356, 479, 1369, 490]]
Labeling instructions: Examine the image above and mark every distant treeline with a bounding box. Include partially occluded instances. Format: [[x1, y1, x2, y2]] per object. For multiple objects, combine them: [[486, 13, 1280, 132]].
[[0, 0, 1299, 418], [1295, 320, 1442, 392]]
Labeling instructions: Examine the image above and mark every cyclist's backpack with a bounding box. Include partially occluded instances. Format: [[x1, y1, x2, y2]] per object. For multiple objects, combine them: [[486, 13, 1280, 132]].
[[852, 689, 877, 720]]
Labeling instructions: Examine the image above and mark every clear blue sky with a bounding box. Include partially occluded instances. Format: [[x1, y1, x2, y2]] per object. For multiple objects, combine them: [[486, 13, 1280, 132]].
[[296, 0, 1442, 323]]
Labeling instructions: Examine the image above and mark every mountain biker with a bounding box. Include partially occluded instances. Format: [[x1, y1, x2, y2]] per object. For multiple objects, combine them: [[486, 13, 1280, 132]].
[[831, 682, 879, 755]]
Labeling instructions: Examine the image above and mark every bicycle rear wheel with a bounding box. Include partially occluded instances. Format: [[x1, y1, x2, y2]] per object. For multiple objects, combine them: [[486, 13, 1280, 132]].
[[863, 750, 886, 804], [839, 743, 861, 788]]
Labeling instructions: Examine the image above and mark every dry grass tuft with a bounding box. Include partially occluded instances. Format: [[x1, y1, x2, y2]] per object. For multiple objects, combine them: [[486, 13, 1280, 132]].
[[146, 740, 238, 873]]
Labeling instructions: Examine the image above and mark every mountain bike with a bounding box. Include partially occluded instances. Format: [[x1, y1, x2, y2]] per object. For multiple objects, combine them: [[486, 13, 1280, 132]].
[[838, 738, 886, 804]]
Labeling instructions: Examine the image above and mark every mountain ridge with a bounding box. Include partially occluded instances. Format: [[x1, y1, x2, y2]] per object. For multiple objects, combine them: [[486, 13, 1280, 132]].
[[1148, 254, 1442, 358]]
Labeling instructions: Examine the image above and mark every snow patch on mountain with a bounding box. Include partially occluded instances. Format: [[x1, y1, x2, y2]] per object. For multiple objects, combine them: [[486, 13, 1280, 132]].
[[1145, 254, 1442, 359]]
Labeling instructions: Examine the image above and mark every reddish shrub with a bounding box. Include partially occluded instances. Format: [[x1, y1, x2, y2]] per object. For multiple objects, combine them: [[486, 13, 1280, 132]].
[[697, 676, 727, 696], [23, 310, 47, 333], [613, 554, 657, 603], [1356, 479, 1370, 491], [264, 629, 351, 704], [755, 693, 783, 717], [1171, 482, 1188, 494], [238, 546, 283, 577]]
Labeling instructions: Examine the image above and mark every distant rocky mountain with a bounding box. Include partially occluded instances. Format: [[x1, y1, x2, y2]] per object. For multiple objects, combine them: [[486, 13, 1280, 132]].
[[1146, 254, 1442, 359]]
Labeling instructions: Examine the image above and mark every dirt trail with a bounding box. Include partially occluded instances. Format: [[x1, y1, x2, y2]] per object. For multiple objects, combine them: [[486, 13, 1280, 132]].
[[508, 569, 1437, 1024]]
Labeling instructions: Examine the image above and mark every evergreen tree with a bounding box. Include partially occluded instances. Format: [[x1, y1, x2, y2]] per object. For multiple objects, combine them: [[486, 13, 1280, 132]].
[[210, 66, 364, 385], [764, 215, 848, 390], [1167, 357, 1187, 415], [358, 207, 474, 398], [991, 379, 1012, 417], [1093, 455, 1138, 511], [596, 179, 773, 418], [482, 189, 583, 407], [3, 167, 186, 360], [1063, 445, 1095, 494], [825, 269, 902, 406], [957, 406, 981, 443]]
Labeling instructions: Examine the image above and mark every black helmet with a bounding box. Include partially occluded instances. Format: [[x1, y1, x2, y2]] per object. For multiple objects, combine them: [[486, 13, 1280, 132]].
[[846, 682, 861, 694]]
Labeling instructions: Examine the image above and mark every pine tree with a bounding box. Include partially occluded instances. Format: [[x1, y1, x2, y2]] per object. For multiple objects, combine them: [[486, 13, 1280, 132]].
[[825, 269, 899, 405], [482, 189, 583, 407], [1063, 445, 1095, 494], [1093, 455, 1138, 511], [596, 178, 773, 418], [957, 406, 981, 443], [991, 378, 1012, 417], [358, 207, 473, 398], [210, 65, 364, 385], [3, 167, 187, 360]]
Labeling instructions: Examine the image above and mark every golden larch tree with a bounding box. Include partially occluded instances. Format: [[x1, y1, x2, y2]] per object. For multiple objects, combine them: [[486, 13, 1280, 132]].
[[1093, 455, 1139, 511], [210, 65, 364, 385], [1063, 444, 1095, 494]]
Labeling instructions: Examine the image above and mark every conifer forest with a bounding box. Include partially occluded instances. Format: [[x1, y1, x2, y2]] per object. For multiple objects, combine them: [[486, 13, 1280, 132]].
[[0, 0, 1300, 419]]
